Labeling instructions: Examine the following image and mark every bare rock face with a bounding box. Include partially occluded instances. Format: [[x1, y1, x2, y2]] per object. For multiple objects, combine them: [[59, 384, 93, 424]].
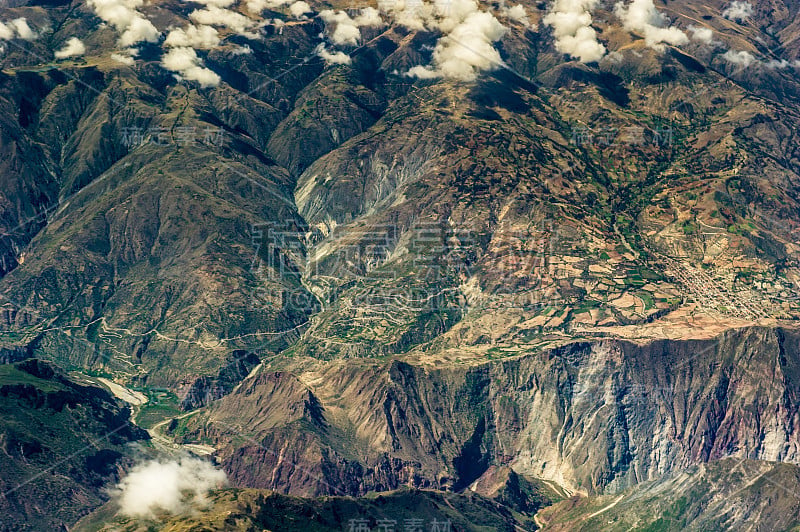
[[179, 349, 261, 409], [2, 0, 800, 387], [498, 327, 800, 493], [3, 0, 800, 528], [173, 327, 800, 498], [470, 465, 563, 515], [538, 458, 800, 531]]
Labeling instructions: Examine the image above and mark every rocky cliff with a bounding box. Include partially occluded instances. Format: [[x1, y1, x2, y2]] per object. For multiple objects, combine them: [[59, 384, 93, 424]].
[[171, 326, 800, 500], [537, 458, 800, 531], [0, 0, 799, 528]]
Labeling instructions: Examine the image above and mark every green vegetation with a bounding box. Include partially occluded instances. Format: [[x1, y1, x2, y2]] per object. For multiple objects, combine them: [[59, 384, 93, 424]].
[[0, 360, 146, 530], [134, 390, 182, 429], [638, 291, 656, 310], [81, 488, 534, 532], [163, 413, 202, 442], [0, 363, 68, 393], [727, 221, 757, 235], [624, 273, 646, 288]]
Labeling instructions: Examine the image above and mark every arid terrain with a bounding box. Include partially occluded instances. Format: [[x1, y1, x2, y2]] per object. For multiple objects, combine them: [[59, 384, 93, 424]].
[[0, 0, 799, 528]]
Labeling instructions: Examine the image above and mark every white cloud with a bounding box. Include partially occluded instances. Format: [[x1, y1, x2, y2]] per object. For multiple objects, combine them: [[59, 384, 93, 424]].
[[0, 18, 39, 41], [723, 1, 753, 22], [543, 0, 606, 63], [316, 43, 352, 65], [230, 44, 253, 55], [377, 0, 426, 31], [0, 19, 38, 40], [722, 49, 755, 67], [9, 18, 36, 40], [55, 37, 86, 58], [434, 11, 507, 79], [355, 6, 383, 27], [289, 1, 311, 18], [0, 22, 13, 40], [164, 24, 220, 48], [190, 6, 256, 36], [162, 46, 200, 70], [614, 0, 688, 51], [688, 24, 713, 44], [111, 52, 136, 64], [119, 16, 160, 47], [112, 457, 227, 518], [603, 49, 624, 63], [245, 0, 264, 12], [162, 46, 222, 87], [408, 11, 507, 81], [245, 0, 292, 13], [407, 64, 441, 78], [87, 0, 160, 47], [763, 58, 800, 69], [374, 0, 511, 79], [88, 0, 139, 29], [765, 59, 790, 69], [433, 0, 481, 32], [379, 0, 482, 33], [503, 4, 530, 27], [319, 10, 363, 45]]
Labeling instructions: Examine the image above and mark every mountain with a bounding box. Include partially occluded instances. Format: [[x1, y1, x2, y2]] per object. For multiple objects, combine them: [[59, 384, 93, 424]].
[[75, 487, 546, 531], [536, 458, 800, 531], [0, 359, 147, 531], [0, 0, 799, 528], [168, 327, 800, 497]]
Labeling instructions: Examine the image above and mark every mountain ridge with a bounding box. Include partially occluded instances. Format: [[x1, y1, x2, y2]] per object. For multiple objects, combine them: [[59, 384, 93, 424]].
[[0, 0, 800, 527]]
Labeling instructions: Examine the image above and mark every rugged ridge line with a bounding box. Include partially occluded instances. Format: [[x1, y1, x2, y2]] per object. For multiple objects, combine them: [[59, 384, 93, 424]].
[[172, 325, 800, 496]]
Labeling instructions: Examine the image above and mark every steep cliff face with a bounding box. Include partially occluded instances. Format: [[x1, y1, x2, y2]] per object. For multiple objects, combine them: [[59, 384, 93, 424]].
[[537, 458, 800, 531], [178, 349, 261, 409], [2, 0, 800, 528], [498, 327, 800, 493], [173, 326, 800, 497]]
